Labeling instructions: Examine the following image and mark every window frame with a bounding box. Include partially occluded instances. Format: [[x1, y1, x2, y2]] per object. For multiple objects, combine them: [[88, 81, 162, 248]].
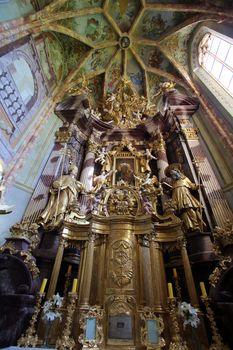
[[198, 32, 233, 98]]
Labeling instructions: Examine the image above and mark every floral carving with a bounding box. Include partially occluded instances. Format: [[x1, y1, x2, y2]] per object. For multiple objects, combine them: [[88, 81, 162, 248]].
[[110, 240, 133, 287]]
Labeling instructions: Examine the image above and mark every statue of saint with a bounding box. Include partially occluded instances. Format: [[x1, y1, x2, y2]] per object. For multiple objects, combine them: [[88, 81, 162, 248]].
[[39, 165, 85, 227], [165, 163, 205, 232]]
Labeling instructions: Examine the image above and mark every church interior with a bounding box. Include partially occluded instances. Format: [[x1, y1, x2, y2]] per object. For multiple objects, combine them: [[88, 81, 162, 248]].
[[0, 0, 233, 349]]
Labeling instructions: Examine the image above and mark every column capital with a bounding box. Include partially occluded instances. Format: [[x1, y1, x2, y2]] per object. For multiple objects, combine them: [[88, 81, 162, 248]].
[[87, 139, 99, 153], [88, 231, 98, 243], [59, 235, 68, 248], [148, 232, 160, 249], [176, 236, 187, 249]]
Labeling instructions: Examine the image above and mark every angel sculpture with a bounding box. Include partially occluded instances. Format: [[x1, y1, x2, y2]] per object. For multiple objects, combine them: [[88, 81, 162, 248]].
[[138, 148, 157, 173], [91, 170, 115, 193]]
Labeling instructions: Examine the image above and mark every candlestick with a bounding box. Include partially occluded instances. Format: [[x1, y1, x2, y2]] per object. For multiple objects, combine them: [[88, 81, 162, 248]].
[[200, 281, 207, 298], [201, 296, 224, 350], [18, 292, 45, 347], [168, 283, 174, 298], [63, 266, 72, 307], [71, 278, 78, 293], [173, 274, 182, 302], [67, 265, 72, 275], [173, 268, 177, 279], [39, 278, 48, 294], [56, 292, 78, 350], [168, 297, 188, 350]]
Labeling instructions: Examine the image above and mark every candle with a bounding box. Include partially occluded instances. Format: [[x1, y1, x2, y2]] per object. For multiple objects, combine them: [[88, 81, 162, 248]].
[[71, 278, 78, 293], [200, 281, 207, 297], [173, 268, 178, 279], [168, 283, 174, 298], [39, 278, 48, 294], [67, 265, 72, 275]]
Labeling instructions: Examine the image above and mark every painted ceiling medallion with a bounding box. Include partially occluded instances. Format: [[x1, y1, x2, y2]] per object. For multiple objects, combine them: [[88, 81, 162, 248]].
[[119, 35, 131, 49]]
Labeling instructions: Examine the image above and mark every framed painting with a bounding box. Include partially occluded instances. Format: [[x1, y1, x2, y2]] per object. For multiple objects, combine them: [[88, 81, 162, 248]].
[[112, 152, 136, 186]]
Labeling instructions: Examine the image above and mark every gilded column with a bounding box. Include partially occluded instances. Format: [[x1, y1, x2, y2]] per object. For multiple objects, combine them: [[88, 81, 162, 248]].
[[77, 241, 86, 295], [179, 238, 199, 307], [149, 235, 163, 311], [137, 237, 146, 306], [96, 235, 107, 306], [79, 232, 97, 307], [158, 244, 168, 308], [47, 234, 67, 298]]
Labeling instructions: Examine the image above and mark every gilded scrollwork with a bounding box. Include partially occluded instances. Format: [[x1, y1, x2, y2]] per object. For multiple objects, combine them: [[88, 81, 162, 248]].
[[87, 139, 100, 153], [209, 256, 232, 287], [17, 293, 44, 348], [56, 293, 78, 350], [55, 128, 72, 143], [0, 241, 17, 255], [20, 251, 40, 279], [107, 295, 136, 315], [110, 240, 133, 288], [140, 307, 166, 349], [78, 305, 104, 348], [107, 187, 138, 216], [212, 220, 233, 255], [181, 127, 198, 140], [10, 220, 40, 250]]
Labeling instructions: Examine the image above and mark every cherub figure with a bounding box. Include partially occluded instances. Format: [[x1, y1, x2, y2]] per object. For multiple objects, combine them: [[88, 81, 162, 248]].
[[137, 148, 157, 173], [91, 170, 115, 193]]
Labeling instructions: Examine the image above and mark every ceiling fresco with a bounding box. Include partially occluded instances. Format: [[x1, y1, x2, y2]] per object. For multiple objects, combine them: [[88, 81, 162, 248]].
[[35, 0, 231, 106]]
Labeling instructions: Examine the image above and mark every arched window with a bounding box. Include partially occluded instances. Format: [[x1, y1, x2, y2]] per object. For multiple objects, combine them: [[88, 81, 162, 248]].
[[190, 26, 233, 121], [198, 32, 233, 96]]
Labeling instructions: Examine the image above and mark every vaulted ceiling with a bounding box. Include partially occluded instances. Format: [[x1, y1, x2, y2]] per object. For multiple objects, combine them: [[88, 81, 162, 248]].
[[41, 0, 233, 105]]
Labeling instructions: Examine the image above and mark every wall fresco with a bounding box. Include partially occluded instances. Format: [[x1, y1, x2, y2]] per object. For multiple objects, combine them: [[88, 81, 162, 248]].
[[147, 72, 165, 101], [87, 74, 104, 107], [80, 47, 117, 74], [160, 22, 198, 70], [107, 0, 141, 33], [60, 14, 117, 44], [66, 0, 103, 10], [34, 35, 56, 88], [104, 50, 122, 95], [0, 36, 48, 164], [133, 10, 188, 40], [53, 33, 90, 78], [136, 45, 170, 70], [127, 51, 144, 95]]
